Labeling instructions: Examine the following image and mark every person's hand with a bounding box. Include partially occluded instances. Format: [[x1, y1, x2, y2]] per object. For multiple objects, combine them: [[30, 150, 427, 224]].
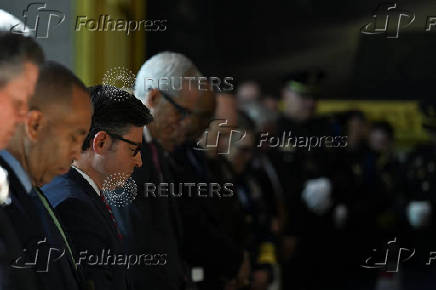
[[301, 177, 332, 215], [251, 269, 269, 290]]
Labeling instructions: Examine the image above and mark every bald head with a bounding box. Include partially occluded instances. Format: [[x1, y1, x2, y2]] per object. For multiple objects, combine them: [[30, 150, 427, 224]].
[[30, 61, 88, 115], [7, 61, 92, 186]]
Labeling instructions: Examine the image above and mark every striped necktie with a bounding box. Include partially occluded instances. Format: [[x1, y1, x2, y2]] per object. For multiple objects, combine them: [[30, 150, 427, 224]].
[[99, 193, 123, 240]]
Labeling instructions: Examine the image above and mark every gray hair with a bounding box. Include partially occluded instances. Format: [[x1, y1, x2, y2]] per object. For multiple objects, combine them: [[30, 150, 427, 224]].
[[134, 51, 202, 103], [0, 10, 43, 88], [0, 9, 31, 35]]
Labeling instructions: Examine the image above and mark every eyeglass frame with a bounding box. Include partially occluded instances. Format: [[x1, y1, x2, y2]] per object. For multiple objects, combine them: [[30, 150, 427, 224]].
[[158, 90, 192, 120], [106, 132, 142, 157]]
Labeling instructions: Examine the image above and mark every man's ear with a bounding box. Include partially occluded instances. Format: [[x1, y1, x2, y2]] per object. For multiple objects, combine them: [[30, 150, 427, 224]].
[[25, 111, 45, 142], [92, 131, 111, 154], [146, 88, 161, 109]]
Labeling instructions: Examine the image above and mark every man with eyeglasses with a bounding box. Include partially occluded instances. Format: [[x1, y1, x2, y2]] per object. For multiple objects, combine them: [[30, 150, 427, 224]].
[[42, 85, 152, 290], [109, 52, 207, 290]]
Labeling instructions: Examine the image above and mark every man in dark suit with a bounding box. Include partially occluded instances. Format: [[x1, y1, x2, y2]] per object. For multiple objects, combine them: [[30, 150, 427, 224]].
[[110, 51, 209, 290], [169, 86, 261, 290], [42, 85, 152, 290], [0, 61, 92, 290], [0, 31, 43, 290]]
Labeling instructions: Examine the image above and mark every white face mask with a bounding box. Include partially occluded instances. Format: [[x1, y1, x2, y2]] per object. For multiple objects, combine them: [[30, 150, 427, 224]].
[[0, 166, 10, 206]]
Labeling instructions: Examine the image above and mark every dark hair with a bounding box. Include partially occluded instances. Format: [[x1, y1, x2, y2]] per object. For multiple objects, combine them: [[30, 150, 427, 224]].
[[30, 61, 88, 110], [237, 110, 256, 132], [82, 85, 153, 151], [0, 32, 44, 87]]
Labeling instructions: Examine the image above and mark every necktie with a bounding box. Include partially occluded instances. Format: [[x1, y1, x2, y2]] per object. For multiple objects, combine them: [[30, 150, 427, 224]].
[[33, 187, 76, 270], [150, 142, 164, 182], [99, 193, 123, 240]]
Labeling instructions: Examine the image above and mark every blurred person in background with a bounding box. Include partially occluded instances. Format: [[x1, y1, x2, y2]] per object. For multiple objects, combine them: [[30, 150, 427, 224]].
[[240, 101, 286, 240], [275, 70, 348, 290], [224, 111, 278, 290], [203, 93, 280, 290], [171, 88, 254, 290], [43, 85, 151, 290], [260, 94, 280, 113], [338, 119, 402, 290], [0, 30, 43, 290], [236, 81, 261, 107], [2, 61, 92, 290], [400, 100, 436, 290]]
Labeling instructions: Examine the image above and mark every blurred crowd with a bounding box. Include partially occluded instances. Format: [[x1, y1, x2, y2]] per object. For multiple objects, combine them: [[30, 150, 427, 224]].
[[1, 13, 436, 290]]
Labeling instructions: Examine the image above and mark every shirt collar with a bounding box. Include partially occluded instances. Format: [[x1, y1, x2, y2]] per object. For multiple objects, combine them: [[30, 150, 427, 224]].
[[71, 166, 101, 196], [143, 126, 152, 144], [0, 150, 32, 194]]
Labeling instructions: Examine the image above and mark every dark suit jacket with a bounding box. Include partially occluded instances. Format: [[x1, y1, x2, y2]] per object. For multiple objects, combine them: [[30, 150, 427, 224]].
[[112, 140, 185, 290], [0, 206, 38, 290], [0, 157, 81, 290], [42, 167, 129, 290], [171, 143, 244, 289]]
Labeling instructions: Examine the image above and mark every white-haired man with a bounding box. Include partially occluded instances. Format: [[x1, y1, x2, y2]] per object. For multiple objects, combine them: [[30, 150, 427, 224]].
[[112, 52, 209, 290]]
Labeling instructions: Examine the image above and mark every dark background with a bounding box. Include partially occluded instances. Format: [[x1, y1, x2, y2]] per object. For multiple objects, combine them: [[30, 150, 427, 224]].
[[147, 0, 436, 100]]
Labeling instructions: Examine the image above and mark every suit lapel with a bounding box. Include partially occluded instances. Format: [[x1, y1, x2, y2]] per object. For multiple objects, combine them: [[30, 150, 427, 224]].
[[68, 168, 119, 240]]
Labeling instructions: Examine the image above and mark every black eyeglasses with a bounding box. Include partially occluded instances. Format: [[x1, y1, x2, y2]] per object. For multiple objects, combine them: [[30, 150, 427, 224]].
[[107, 132, 142, 157], [159, 91, 192, 120]]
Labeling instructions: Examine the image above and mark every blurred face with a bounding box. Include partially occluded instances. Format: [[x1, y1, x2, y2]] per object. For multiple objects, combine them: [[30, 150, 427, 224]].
[[348, 116, 368, 146], [226, 131, 255, 173], [148, 80, 205, 151], [369, 129, 392, 153], [32, 86, 92, 186], [237, 82, 260, 104], [200, 94, 238, 155], [0, 62, 38, 148], [102, 126, 143, 178], [262, 97, 279, 112], [183, 89, 215, 140], [283, 88, 316, 121]]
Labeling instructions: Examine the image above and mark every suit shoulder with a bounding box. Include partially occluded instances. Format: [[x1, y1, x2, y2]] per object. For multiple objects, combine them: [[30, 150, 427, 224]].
[[41, 174, 87, 207]]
